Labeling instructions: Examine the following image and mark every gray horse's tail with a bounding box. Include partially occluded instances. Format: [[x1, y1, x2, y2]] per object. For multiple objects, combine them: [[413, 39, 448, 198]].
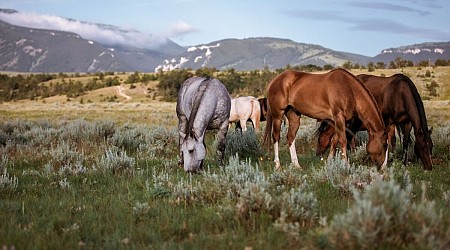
[[186, 78, 210, 138]]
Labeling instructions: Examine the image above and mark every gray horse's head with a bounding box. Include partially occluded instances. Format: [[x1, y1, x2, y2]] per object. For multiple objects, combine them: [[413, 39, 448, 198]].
[[180, 133, 206, 173]]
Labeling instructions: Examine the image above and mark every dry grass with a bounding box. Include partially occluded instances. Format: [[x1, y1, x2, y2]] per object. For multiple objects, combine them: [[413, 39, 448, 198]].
[[0, 99, 177, 126], [1, 67, 449, 127]]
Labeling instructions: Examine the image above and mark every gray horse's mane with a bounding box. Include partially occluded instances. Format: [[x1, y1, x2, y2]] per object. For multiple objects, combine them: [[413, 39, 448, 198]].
[[186, 77, 210, 138]]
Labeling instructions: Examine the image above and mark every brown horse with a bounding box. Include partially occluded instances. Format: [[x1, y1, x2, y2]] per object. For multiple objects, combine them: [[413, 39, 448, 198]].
[[264, 69, 388, 170], [316, 73, 433, 170]]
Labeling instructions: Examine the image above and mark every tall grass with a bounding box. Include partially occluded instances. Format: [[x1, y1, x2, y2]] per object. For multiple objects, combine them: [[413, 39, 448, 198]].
[[0, 119, 448, 249]]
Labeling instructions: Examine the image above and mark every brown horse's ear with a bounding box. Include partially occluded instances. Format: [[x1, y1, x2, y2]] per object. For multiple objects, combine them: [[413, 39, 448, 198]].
[[428, 127, 433, 135]]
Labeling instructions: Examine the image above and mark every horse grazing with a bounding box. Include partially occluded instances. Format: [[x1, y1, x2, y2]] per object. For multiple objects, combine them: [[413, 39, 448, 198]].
[[264, 69, 388, 170], [229, 96, 261, 132], [176, 77, 231, 173], [316, 73, 433, 170]]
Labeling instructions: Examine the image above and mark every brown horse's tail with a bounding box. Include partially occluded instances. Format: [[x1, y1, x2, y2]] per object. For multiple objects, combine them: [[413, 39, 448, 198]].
[[263, 98, 273, 149], [398, 74, 430, 134]]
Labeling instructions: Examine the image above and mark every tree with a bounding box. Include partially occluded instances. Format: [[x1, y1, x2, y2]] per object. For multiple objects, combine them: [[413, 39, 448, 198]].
[[434, 59, 447, 67], [157, 69, 193, 101], [342, 61, 353, 69], [367, 62, 375, 72], [376, 62, 386, 69], [125, 71, 141, 84], [417, 60, 430, 67], [323, 64, 334, 71]]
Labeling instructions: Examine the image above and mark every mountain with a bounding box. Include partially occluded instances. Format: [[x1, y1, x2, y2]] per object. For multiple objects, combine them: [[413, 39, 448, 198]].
[[155, 38, 371, 71], [1, 9, 449, 73], [0, 18, 184, 72], [371, 42, 450, 64]]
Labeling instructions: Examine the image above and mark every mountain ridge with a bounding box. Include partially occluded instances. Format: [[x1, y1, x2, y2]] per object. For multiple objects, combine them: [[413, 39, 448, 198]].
[[1, 9, 449, 72]]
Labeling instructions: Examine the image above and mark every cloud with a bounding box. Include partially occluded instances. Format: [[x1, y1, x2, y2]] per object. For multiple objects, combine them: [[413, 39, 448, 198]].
[[282, 8, 450, 41], [0, 10, 197, 49], [351, 18, 450, 40], [348, 1, 431, 16], [282, 9, 351, 22]]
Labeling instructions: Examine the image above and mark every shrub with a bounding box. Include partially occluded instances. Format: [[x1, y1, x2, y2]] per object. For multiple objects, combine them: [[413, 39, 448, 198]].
[[313, 154, 376, 195], [320, 169, 450, 249], [96, 147, 135, 175], [0, 157, 18, 192], [45, 141, 87, 175], [225, 129, 265, 161]]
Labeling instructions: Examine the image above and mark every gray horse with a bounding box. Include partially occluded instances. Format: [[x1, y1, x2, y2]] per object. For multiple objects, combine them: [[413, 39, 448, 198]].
[[176, 77, 231, 172]]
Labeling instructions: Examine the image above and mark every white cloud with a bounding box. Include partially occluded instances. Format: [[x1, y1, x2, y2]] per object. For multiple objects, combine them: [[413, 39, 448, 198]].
[[0, 11, 197, 49], [166, 21, 198, 37]]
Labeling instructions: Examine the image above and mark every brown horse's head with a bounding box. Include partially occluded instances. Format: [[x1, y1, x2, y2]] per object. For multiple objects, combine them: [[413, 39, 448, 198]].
[[367, 130, 389, 168], [316, 123, 334, 156], [414, 127, 433, 170]]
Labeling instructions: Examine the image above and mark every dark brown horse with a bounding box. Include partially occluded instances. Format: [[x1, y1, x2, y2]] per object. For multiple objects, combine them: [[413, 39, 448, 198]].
[[264, 69, 388, 170], [316, 73, 433, 170]]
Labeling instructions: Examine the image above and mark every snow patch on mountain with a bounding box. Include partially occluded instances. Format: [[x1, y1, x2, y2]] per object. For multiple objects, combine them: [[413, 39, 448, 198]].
[[381, 47, 445, 55], [155, 43, 221, 72]]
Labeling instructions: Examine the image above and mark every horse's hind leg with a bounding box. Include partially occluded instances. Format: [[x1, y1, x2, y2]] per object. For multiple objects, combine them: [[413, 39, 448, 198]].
[[239, 119, 247, 132], [251, 117, 260, 132], [285, 109, 301, 168], [271, 114, 284, 170], [216, 121, 229, 167]]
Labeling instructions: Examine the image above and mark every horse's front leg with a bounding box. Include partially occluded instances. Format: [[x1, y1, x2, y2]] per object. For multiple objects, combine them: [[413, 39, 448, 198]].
[[178, 116, 188, 167], [401, 122, 412, 165], [286, 109, 301, 168], [329, 113, 348, 164], [216, 120, 229, 167]]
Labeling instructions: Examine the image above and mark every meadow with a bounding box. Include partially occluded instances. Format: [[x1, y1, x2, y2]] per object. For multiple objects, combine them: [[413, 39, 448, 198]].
[[0, 67, 449, 249]]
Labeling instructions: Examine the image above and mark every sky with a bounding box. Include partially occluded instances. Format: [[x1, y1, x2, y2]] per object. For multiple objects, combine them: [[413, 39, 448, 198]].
[[1, 0, 449, 56]]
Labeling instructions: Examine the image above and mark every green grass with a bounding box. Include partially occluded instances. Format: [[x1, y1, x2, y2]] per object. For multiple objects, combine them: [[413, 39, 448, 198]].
[[0, 118, 448, 249], [1, 67, 450, 249]]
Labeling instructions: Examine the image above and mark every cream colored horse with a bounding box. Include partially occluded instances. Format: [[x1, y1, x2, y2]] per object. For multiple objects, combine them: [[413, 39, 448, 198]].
[[229, 96, 261, 132]]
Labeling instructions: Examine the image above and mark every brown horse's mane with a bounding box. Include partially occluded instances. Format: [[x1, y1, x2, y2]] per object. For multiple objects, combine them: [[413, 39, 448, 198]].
[[186, 77, 210, 138]]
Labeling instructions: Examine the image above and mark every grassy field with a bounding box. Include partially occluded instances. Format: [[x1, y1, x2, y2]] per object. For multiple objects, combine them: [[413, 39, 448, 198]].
[[0, 67, 449, 249]]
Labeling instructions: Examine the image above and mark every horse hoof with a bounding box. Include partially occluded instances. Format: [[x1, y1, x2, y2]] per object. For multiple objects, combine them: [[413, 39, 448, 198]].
[[275, 162, 281, 171]]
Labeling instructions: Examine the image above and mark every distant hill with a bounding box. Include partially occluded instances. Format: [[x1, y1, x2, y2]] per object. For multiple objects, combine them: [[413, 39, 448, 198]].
[[155, 37, 371, 71], [371, 42, 450, 64], [0, 19, 184, 72]]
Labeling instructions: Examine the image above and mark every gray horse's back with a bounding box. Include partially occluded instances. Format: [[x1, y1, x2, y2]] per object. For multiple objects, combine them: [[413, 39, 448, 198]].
[[177, 77, 231, 130]]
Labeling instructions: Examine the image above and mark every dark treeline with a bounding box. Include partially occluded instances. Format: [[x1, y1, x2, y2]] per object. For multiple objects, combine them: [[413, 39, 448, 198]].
[[0, 72, 123, 102], [1, 57, 449, 102]]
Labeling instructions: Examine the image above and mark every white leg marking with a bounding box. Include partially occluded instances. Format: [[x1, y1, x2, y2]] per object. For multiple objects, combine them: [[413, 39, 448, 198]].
[[274, 142, 281, 170], [289, 141, 300, 168]]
